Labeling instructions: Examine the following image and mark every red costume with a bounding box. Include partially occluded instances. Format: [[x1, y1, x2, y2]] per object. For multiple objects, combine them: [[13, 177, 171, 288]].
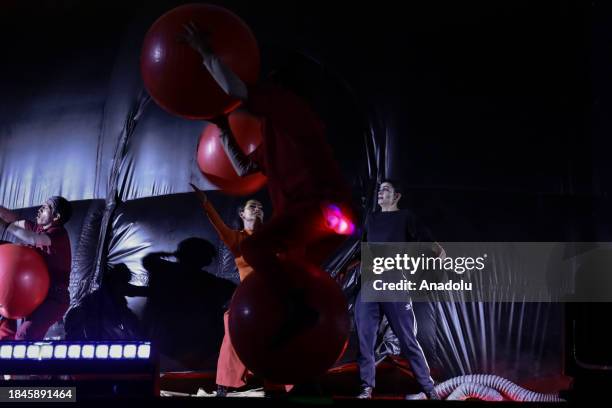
[[201, 200, 252, 388], [0, 221, 71, 340], [220, 84, 354, 276]]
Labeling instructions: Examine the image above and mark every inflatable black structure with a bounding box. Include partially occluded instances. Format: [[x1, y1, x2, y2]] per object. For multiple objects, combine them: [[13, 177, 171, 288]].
[[0, 0, 609, 405]]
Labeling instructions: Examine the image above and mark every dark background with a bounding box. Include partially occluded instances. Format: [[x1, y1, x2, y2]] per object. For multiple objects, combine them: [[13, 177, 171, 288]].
[[0, 0, 607, 387]]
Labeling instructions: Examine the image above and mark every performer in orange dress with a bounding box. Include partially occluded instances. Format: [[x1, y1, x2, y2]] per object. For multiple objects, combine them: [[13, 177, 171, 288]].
[[192, 184, 260, 396]]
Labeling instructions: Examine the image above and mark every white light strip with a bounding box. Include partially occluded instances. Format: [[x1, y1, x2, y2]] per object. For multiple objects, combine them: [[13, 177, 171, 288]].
[[26, 345, 40, 359], [67, 345, 81, 359], [0, 342, 152, 361], [137, 344, 151, 359], [95, 344, 109, 359], [123, 345, 136, 359], [40, 345, 53, 359], [0, 345, 13, 359], [13, 345, 26, 359], [54, 345, 67, 359], [82, 345, 95, 359], [109, 345, 122, 359]]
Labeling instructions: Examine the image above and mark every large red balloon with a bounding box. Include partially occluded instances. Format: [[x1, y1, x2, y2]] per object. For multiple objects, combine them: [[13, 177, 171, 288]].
[[197, 110, 267, 196], [228, 258, 350, 384], [141, 4, 260, 119], [0, 244, 49, 319]]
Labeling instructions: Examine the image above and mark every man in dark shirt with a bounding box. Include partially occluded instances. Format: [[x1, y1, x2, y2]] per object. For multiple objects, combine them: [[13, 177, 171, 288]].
[[0, 196, 72, 340], [355, 180, 444, 400]]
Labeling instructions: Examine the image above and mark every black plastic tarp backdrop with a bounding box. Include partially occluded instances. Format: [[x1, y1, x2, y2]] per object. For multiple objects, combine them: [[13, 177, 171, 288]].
[[0, 0, 606, 387]]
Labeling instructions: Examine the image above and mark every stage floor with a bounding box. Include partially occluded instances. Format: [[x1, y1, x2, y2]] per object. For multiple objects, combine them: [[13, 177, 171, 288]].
[[159, 359, 572, 403]]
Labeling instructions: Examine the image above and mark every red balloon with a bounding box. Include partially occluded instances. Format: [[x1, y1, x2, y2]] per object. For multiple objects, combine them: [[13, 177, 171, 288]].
[[197, 110, 267, 196], [228, 258, 350, 384], [0, 244, 49, 319], [141, 4, 260, 119]]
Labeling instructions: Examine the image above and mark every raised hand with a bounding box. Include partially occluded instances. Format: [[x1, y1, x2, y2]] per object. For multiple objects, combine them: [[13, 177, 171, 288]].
[[178, 20, 213, 57]]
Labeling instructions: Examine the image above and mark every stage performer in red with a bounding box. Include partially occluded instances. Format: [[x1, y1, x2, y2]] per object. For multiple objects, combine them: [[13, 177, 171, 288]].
[[183, 23, 355, 281], [0, 197, 72, 340], [191, 185, 292, 396], [192, 185, 261, 396]]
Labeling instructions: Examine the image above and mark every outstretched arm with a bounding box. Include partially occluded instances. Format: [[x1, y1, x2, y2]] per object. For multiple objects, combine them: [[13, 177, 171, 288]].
[[0, 206, 19, 224], [180, 23, 263, 176], [209, 115, 261, 177], [190, 184, 241, 252], [181, 21, 248, 101], [0, 219, 51, 247]]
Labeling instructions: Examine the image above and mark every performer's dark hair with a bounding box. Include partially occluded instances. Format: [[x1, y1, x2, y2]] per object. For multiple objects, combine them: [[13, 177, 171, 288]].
[[379, 179, 405, 197], [48, 196, 72, 225]]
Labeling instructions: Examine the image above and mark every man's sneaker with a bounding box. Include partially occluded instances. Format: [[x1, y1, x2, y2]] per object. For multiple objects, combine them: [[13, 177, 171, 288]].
[[405, 392, 426, 400], [356, 386, 373, 399], [426, 389, 441, 400]]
